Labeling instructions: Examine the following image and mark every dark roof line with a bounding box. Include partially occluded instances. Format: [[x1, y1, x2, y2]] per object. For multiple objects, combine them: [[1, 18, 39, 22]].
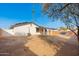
[[10, 21, 57, 30], [10, 22, 41, 29]]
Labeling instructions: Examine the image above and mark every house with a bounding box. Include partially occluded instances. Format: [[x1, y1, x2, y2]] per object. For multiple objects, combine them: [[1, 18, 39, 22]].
[[10, 22, 47, 36], [0, 21, 74, 37], [0, 22, 59, 37]]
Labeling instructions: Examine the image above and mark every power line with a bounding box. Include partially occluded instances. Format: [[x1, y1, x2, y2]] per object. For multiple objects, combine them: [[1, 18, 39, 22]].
[[32, 4, 35, 23]]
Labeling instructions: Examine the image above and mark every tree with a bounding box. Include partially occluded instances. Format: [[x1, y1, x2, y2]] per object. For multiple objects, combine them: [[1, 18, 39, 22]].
[[59, 27, 68, 31], [43, 3, 79, 55]]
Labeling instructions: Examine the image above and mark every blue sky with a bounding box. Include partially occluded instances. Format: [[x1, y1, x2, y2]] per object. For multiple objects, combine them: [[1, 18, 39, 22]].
[[0, 3, 65, 29]]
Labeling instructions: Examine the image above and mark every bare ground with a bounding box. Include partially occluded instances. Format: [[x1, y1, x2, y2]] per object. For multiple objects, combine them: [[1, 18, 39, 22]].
[[0, 35, 78, 56]]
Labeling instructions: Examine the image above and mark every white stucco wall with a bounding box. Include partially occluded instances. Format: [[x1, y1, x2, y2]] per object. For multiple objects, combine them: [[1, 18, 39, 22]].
[[46, 29, 51, 35], [13, 23, 41, 36]]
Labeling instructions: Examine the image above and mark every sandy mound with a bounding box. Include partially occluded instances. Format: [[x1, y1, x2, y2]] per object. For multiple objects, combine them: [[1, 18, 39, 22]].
[[25, 36, 57, 56]]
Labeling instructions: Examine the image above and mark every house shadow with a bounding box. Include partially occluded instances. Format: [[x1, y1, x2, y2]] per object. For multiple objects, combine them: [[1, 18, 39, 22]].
[[54, 36, 78, 56], [38, 35, 78, 56]]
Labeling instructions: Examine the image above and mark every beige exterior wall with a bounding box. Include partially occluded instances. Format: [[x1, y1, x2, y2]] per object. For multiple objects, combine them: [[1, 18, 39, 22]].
[[51, 30, 60, 36], [46, 29, 59, 36]]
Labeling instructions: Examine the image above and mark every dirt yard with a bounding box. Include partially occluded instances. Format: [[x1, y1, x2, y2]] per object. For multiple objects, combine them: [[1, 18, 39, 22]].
[[0, 35, 78, 56]]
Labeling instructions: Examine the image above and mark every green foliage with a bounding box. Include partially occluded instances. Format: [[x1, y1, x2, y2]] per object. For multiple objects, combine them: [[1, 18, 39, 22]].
[[43, 3, 79, 29], [42, 3, 79, 37], [59, 27, 68, 30]]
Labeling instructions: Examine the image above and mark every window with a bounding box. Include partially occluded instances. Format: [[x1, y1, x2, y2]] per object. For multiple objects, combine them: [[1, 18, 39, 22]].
[[45, 29, 47, 32], [36, 28, 40, 32]]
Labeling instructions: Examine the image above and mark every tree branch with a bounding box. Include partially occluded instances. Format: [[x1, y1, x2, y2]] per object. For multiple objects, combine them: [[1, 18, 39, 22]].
[[49, 3, 70, 17], [73, 16, 79, 27], [66, 24, 77, 36], [70, 11, 79, 17], [59, 3, 70, 12], [68, 28, 77, 36]]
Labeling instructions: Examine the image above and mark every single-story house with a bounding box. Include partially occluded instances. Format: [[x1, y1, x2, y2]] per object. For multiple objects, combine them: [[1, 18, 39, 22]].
[[0, 22, 73, 37], [10, 22, 48, 36], [0, 22, 74, 37], [0, 22, 59, 37]]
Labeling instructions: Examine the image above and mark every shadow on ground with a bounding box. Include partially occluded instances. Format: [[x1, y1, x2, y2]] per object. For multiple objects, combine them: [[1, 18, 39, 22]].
[[0, 36, 37, 56], [38, 35, 78, 56], [0, 35, 78, 56]]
